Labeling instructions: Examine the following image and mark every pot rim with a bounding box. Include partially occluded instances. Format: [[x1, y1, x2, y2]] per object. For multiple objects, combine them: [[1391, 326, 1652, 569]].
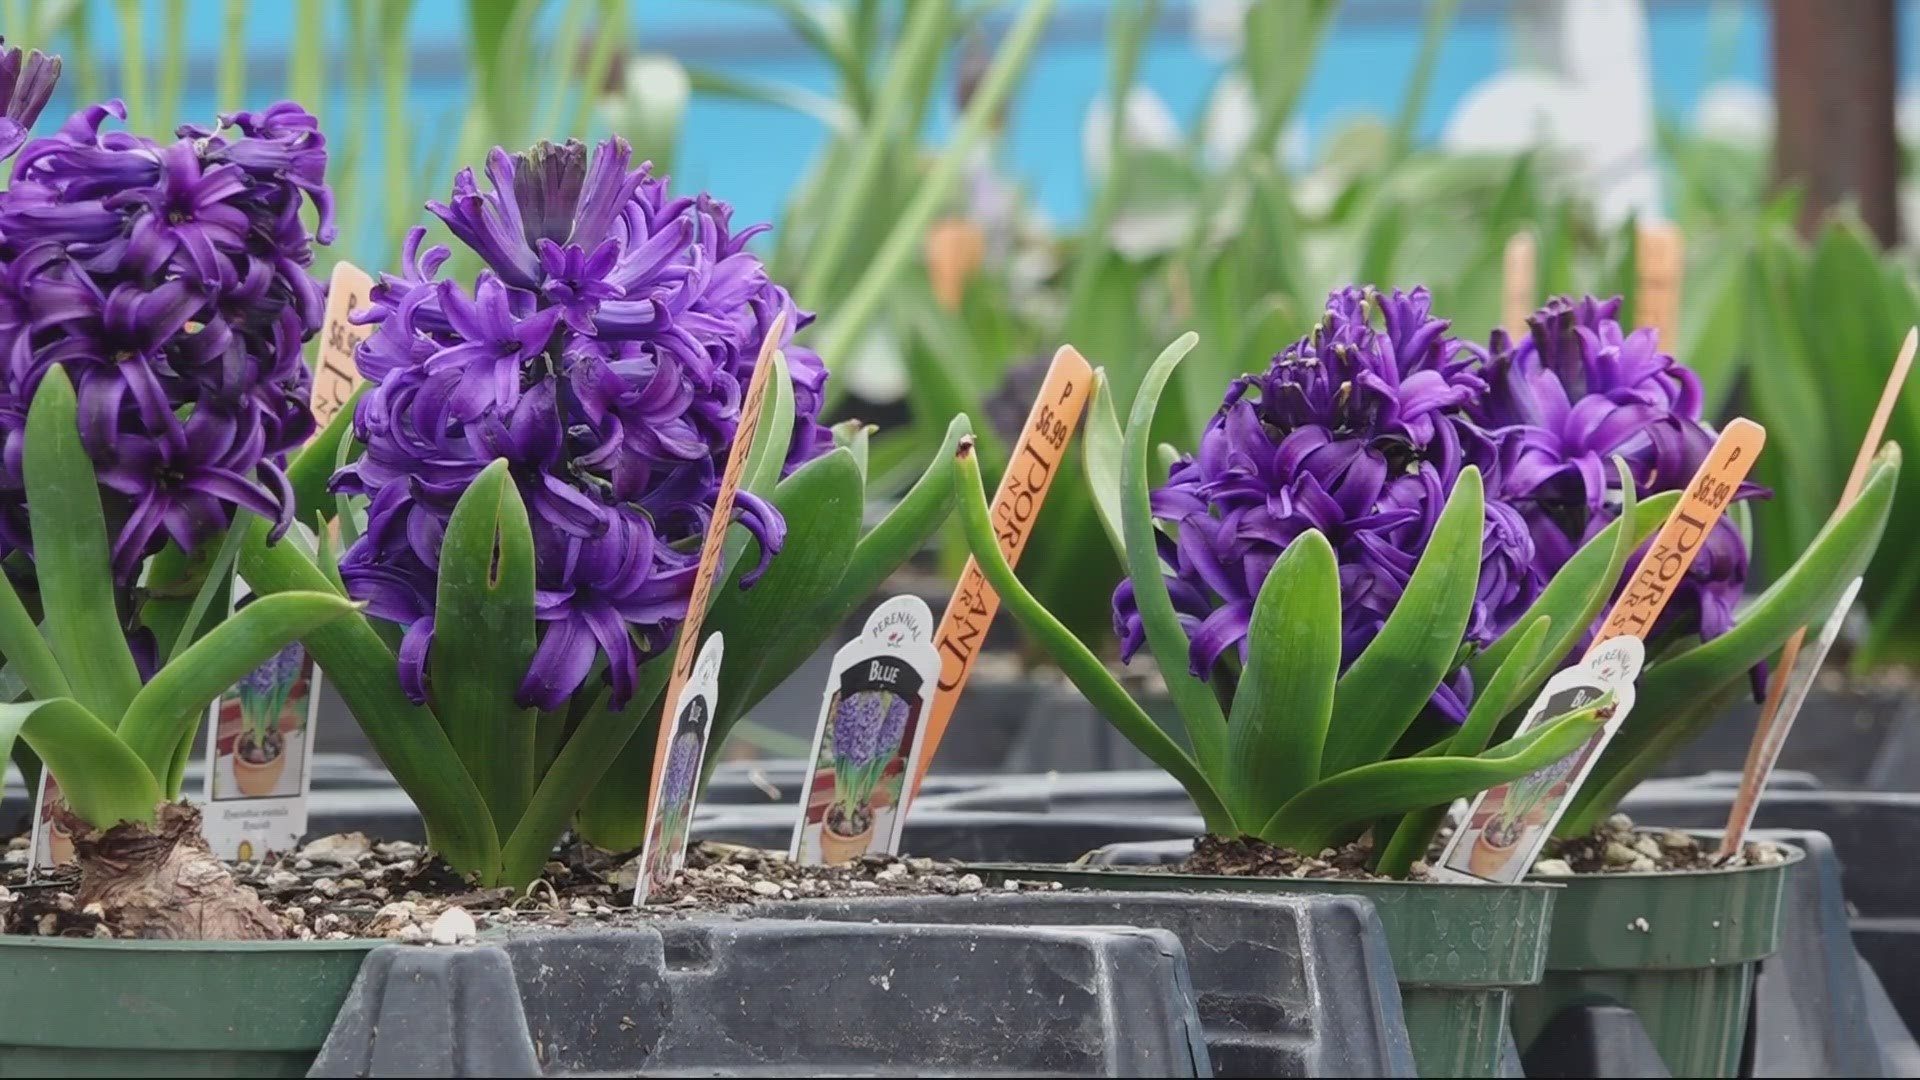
[[0, 933, 379, 953]]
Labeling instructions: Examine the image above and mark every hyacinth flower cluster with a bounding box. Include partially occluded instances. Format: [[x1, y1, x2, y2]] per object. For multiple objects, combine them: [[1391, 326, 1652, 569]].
[[0, 93, 334, 596], [956, 302, 1896, 874], [0, 48, 355, 940], [828, 690, 910, 831], [1474, 295, 1765, 693], [331, 137, 832, 712], [235, 137, 978, 889], [236, 642, 305, 747]]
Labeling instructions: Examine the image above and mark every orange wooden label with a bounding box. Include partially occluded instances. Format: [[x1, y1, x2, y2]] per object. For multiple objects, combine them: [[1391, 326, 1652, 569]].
[[926, 218, 986, 312], [1635, 222, 1683, 354], [642, 312, 786, 817], [1502, 233, 1535, 338], [909, 345, 1094, 798], [312, 261, 376, 430], [1587, 418, 1765, 655]]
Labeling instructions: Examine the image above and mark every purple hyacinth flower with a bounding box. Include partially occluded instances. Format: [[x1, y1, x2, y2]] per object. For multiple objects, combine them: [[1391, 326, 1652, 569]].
[[0, 39, 59, 163], [876, 693, 910, 759], [1474, 296, 1763, 690], [831, 691, 888, 768], [661, 729, 701, 810], [1114, 286, 1542, 722], [334, 137, 829, 712], [0, 83, 330, 584]]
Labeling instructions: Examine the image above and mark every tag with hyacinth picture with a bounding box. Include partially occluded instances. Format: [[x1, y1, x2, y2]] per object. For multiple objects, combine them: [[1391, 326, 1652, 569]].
[[792, 595, 942, 865], [634, 631, 723, 906]]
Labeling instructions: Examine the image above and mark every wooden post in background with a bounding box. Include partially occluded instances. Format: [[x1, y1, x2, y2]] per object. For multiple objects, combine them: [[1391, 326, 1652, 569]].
[[1773, 0, 1901, 246]]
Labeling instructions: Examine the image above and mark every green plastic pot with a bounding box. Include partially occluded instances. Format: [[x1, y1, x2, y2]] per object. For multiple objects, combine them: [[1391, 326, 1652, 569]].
[[970, 863, 1558, 1078], [0, 935, 376, 1077], [1511, 836, 1801, 1078]]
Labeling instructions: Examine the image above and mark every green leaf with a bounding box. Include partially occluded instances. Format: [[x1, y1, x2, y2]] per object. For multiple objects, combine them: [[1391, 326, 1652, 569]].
[[1568, 447, 1900, 831], [796, 0, 950, 306], [165, 515, 249, 666], [1260, 698, 1609, 853], [951, 439, 1236, 834], [1469, 469, 1662, 695], [434, 460, 538, 838], [807, 413, 973, 652], [1, 698, 162, 829], [1374, 614, 1552, 876], [1122, 333, 1229, 772], [704, 448, 864, 762], [504, 653, 673, 887], [1227, 529, 1341, 824], [22, 366, 142, 727], [816, 0, 1057, 368], [1082, 368, 1127, 560], [0, 556, 69, 702], [1322, 467, 1485, 776], [236, 516, 501, 878], [117, 592, 359, 779]]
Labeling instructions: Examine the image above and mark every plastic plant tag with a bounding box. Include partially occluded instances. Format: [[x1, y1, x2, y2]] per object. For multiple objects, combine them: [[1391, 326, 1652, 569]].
[[635, 312, 784, 897], [1717, 576, 1864, 858], [634, 631, 723, 905], [198, 581, 325, 862], [1438, 639, 1643, 882], [1438, 419, 1765, 883], [1725, 329, 1913, 856], [311, 261, 375, 430], [26, 772, 73, 876], [910, 345, 1093, 799], [791, 596, 942, 864]]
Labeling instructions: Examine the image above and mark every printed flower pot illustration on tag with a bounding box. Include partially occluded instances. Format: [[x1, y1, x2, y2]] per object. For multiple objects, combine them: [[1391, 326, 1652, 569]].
[[795, 597, 941, 864], [230, 643, 305, 797]]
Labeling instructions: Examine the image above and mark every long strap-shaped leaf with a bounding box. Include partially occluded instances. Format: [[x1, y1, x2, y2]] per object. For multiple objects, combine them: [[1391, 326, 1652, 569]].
[[1374, 613, 1552, 877], [0, 698, 162, 829], [1082, 370, 1127, 560], [1227, 528, 1341, 825], [953, 439, 1236, 833], [1469, 465, 1658, 703], [745, 413, 973, 714], [0, 555, 69, 701], [284, 381, 367, 527], [1563, 447, 1901, 835], [501, 653, 673, 889], [237, 515, 501, 877], [22, 366, 143, 727], [1120, 333, 1230, 773], [1259, 698, 1609, 853], [117, 591, 360, 780], [434, 460, 538, 838], [1321, 467, 1485, 778], [705, 448, 864, 758]]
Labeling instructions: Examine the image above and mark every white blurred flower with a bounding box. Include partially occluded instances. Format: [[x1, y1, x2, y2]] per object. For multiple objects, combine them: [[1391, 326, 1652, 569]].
[[1190, 0, 1252, 61], [1201, 73, 1309, 170], [1082, 86, 1183, 180], [1694, 82, 1771, 143], [842, 326, 909, 405]]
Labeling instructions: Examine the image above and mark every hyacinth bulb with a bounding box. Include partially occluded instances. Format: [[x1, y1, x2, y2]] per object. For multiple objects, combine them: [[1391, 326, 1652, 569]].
[[0, 86, 333, 585], [332, 137, 831, 712]]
